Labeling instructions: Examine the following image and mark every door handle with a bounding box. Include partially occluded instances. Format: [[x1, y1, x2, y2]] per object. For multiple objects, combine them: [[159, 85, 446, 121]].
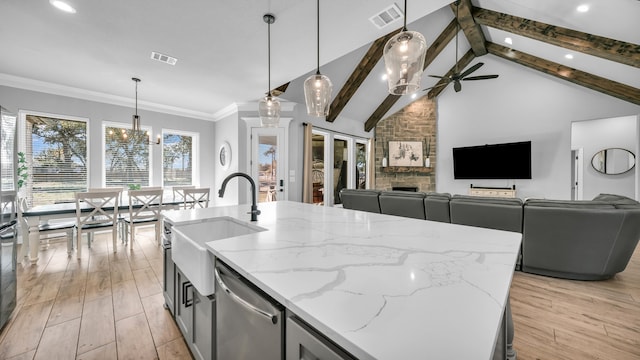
[[182, 281, 193, 307], [214, 267, 278, 324]]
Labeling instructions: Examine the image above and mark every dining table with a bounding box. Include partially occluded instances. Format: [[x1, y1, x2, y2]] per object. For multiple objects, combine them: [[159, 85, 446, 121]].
[[20, 195, 185, 264]]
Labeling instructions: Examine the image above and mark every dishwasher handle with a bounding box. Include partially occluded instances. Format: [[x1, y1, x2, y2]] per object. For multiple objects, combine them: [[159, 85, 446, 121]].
[[214, 267, 278, 325]]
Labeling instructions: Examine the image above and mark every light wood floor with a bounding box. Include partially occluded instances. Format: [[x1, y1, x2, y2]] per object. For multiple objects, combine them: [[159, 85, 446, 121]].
[[1, 229, 639, 359], [0, 229, 192, 360], [510, 245, 640, 360]]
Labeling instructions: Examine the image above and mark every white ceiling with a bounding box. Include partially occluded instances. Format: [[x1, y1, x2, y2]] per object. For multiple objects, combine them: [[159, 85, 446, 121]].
[[1, 0, 638, 122]]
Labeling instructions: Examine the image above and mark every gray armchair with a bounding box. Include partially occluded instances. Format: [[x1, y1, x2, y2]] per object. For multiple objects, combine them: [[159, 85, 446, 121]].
[[378, 191, 426, 219], [522, 198, 640, 280], [339, 189, 381, 213]]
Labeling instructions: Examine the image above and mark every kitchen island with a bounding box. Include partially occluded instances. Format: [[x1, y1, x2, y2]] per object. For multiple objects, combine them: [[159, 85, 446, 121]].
[[164, 201, 521, 359]]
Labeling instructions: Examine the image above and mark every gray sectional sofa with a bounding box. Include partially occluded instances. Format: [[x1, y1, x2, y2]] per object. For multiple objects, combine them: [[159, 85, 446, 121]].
[[339, 189, 640, 281]]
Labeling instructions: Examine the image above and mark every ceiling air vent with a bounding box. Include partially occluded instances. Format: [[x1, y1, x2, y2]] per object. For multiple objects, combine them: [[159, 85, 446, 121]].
[[150, 51, 178, 66], [369, 3, 403, 29]]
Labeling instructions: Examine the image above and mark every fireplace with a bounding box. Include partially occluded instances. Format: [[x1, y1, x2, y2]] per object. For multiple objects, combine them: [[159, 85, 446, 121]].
[[392, 186, 418, 192]]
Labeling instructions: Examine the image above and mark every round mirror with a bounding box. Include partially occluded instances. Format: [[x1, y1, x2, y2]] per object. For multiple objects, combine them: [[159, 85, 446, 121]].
[[591, 148, 635, 175]]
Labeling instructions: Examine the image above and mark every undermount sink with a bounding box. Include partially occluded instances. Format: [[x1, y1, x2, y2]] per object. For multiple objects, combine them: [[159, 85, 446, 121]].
[[172, 217, 266, 296]]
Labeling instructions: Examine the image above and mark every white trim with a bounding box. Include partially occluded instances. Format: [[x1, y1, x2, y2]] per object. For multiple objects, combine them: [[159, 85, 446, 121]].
[[235, 101, 297, 114], [17, 109, 90, 195], [1, 73, 215, 121]]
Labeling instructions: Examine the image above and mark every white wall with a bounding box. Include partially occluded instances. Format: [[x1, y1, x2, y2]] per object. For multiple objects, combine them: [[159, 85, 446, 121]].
[[0, 85, 216, 189], [571, 116, 637, 199], [435, 56, 640, 200], [213, 111, 241, 206]]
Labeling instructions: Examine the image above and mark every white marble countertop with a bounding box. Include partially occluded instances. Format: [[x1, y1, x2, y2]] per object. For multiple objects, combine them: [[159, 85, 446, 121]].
[[163, 201, 521, 360]]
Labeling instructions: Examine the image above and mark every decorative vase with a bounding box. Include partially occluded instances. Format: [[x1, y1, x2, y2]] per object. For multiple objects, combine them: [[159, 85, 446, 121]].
[[382, 157, 388, 167], [424, 157, 431, 168]]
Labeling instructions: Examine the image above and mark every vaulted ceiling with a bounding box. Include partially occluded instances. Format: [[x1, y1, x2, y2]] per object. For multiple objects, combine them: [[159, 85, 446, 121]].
[[0, 0, 638, 127], [281, 0, 640, 131]]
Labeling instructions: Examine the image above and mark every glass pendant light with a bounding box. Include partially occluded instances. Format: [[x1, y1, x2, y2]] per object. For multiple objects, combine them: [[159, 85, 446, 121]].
[[259, 14, 281, 127], [132, 77, 141, 131], [383, 0, 427, 95], [303, 0, 332, 117]]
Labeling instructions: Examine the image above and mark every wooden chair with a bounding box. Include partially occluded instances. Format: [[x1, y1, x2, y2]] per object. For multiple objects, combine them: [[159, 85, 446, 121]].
[[121, 188, 163, 246], [183, 188, 210, 209], [19, 197, 76, 255], [75, 190, 120, 258]]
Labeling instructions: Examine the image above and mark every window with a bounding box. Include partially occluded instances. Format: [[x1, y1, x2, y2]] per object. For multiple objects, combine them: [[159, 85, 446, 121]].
[[104, 123, 151, 188], [162, 130, 197, 187], [1, 110, 16, 191], [24, 113, 87, 206]]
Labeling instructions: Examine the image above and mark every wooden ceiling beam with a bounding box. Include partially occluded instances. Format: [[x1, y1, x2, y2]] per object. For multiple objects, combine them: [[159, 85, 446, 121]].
[[363, 19, 459, 132], [474, 7, 640, 69], [452, 0, 487, 56], [487, 42, 640, 106], [326, 29, 401, 123], [271, 82, 290, 97]]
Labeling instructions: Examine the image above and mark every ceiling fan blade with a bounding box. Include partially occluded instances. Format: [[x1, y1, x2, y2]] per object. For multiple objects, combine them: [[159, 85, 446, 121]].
[[454, 80, 462, 92], [458, 62, 484, 79], [428, 75, 449, 79], [462, 74, 499, 81]]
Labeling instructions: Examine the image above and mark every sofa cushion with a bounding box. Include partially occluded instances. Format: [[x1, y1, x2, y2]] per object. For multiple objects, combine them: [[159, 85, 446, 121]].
[[379, 191, 426, 219], [524, 199, 615, 209], [424, 193, 451, 223], [340, 189, 381, 213], [593, 193, 640, 209], [450, 195, 523, 233], [452, 195, 523, 206]]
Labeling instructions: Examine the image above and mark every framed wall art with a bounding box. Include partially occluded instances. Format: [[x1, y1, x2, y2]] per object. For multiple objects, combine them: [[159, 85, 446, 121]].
[[389, 141, 423, 167]]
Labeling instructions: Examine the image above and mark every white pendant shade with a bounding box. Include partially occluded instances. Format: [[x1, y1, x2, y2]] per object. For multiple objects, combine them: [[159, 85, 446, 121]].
[[259, 95, 281, 127], [304, 73, 332, 117], [383, 30, 427, 95], [304, 0, 332, 117]]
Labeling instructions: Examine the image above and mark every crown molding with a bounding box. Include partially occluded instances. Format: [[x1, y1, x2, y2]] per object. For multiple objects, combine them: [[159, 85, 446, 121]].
[[0, 73, 216, 121]]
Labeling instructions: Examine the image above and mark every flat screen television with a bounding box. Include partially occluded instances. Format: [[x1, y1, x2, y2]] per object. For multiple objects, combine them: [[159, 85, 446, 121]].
[[453, 141, 532, 179]]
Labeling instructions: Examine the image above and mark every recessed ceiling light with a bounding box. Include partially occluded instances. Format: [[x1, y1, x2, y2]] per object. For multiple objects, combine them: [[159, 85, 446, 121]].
[[49, 0, 76, 14], [565, 54, 574, 59], [504, 37, 513, 45], [381, 73, 388, 81], [411, 93, 417, 99], [576, 4, 589, 12]]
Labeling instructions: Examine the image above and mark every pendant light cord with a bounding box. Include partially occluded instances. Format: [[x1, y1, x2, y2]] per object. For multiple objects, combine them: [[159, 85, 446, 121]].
[[135, 81, 138, 115], [402, 0, 408, 31], [267, 19, 272, 97], [315, 0, 320, 75]]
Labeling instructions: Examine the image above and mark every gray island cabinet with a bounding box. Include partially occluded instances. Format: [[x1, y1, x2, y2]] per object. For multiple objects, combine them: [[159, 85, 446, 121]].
[[163, 201, 521, 360]]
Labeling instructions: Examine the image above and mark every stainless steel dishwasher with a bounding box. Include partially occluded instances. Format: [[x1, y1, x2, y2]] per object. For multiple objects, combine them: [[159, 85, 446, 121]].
[[215, 260, 284, 360]]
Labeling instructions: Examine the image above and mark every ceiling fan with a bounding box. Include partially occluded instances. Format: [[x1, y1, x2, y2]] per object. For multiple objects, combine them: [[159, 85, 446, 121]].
[[423, 1, 498, 93]]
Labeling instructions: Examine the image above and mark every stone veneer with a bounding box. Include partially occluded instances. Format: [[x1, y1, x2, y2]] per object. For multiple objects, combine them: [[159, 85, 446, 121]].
[[374, 98, 437, 192]]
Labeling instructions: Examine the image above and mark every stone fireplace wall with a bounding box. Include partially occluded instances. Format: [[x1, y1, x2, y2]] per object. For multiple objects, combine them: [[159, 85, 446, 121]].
[[374, 98, 437, 192]]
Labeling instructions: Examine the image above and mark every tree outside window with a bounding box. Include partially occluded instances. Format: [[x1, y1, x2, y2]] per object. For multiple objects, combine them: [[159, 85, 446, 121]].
[[163, 133, 193, 186], [25, 114, 87, 206], [105, 126, 150, 188]]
